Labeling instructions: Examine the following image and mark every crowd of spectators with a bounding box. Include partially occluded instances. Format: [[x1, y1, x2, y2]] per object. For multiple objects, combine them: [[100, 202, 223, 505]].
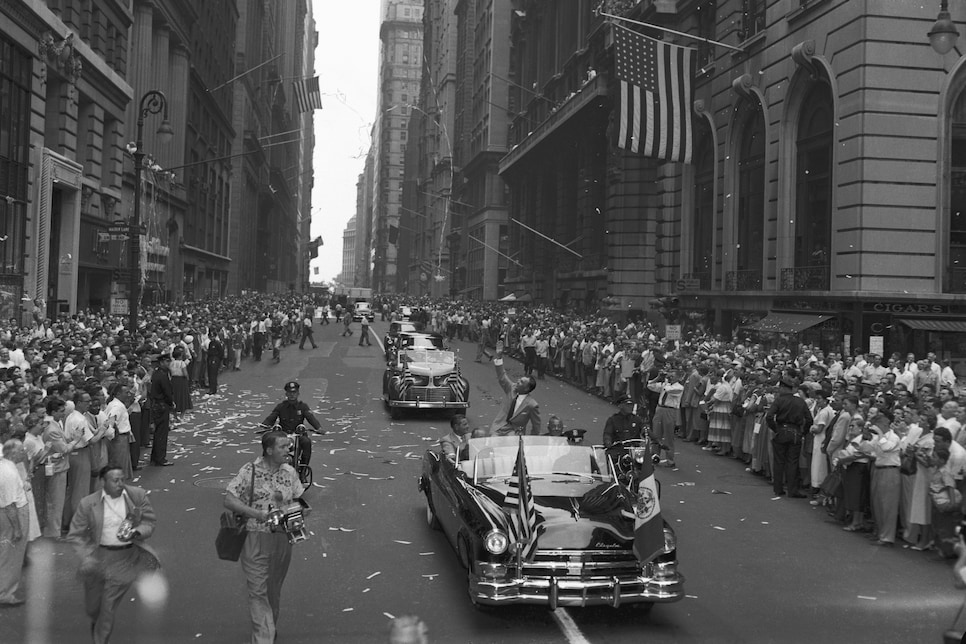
[[381, 294, 966, 559], [0, 292, 323, 556]]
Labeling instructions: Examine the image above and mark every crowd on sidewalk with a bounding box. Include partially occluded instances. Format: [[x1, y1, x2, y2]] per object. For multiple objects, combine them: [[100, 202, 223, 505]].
[[380, 295, 966, 559], [0, 292, 325, 607]]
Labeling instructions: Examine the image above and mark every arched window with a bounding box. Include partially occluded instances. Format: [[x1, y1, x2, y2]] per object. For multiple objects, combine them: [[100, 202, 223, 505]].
[[733, 108, 764, 290], [690, 125, 714, 288], [948, 91, 966, 291], [792, 83, 833, 290]]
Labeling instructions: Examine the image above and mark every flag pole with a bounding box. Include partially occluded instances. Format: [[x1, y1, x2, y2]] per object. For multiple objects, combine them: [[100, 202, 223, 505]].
[[599, 10, 746, 53], [511, 218, 583, 259], [207, 53, 284, 93], [469, 235, 524, 267]]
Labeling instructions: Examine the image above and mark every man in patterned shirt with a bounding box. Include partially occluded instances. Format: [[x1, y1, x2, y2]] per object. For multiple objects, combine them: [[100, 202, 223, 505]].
[[225, 431, 305, 644]]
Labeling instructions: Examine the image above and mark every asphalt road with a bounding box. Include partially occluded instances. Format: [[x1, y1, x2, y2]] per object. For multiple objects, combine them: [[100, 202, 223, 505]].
[[3, 318, 963, 643]]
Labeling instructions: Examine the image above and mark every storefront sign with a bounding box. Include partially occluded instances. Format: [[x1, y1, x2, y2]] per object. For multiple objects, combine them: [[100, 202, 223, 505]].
[[665, 324, 681, 340], [677, 279, 701, 291], [869, 335, 884, 356], [866, 302, 949, 314]]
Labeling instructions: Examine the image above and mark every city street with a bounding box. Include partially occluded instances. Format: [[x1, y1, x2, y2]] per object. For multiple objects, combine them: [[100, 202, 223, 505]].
[[3, 319, 962, 644]]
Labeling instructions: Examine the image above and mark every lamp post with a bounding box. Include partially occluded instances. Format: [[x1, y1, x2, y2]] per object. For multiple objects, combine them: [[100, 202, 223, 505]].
[[129, 90, 174, 333]]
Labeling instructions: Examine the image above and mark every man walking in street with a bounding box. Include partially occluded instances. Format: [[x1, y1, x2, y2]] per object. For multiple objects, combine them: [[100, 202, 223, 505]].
[[225, 431, 305, 644], [359, 315, 371, 347], [68, 464, 160, 644], [342, 313, 353, 337], [206, 330, 225, 395], [299, 313, 317, 350], [148, 354, 175, 467], [0, 439, 28, 606]]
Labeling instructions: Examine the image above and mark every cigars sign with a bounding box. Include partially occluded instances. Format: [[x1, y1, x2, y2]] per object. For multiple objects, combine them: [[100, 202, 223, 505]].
[[865, 302, 949, 314]]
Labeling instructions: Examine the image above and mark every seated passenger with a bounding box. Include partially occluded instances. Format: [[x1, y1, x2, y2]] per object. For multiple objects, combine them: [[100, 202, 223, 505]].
[[439, 414, 472, 461], [545, 415, 565, 436]]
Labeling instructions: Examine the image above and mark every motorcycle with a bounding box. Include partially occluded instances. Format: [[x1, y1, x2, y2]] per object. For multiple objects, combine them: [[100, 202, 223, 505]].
[[256, 422, 324, 485]]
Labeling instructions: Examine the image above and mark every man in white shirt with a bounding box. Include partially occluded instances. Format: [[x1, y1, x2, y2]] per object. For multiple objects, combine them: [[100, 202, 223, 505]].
[[647, 368, 685, 468], [104, 384, 134, 480], [0, 439, 28, 605], [63, 391, 95, 528]]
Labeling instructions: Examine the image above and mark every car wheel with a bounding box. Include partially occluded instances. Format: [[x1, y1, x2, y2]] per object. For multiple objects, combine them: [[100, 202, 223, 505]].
[[425, 495, 441, 531]]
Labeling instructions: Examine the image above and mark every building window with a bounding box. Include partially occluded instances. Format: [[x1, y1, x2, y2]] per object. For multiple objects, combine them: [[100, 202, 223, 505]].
[[695, 1, 717, 69], [691, 128, 714, 287], [949, 92, 966, 291], [739, 0, 766, 40], [736, 108, 764, 282], [793, 83, 833, 285], [0, 34, 31, 281]]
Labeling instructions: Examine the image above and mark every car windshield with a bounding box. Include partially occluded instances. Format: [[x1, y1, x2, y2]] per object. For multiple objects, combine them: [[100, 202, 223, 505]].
[[401, 335, 444, 350], [461, 436, 610, 480], [403, 349, 454, 365]]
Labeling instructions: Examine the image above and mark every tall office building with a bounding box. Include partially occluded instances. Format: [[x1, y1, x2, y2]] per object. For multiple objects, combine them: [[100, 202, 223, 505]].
[[371, 0, 424, 293], [341, 215, 357, 286]]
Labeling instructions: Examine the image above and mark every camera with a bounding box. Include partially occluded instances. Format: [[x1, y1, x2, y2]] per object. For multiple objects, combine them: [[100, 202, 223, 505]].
[[266, 498, 311, 544], [117, 518, 136, 541]]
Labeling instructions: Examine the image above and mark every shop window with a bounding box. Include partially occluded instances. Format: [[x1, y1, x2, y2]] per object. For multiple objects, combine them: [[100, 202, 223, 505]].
[[691, 124, 714, 288]]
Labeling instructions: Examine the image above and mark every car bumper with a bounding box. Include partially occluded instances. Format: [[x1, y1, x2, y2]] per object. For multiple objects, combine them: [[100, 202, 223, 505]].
[[388, 400, 469, 410], [468, 564, 685, 608]]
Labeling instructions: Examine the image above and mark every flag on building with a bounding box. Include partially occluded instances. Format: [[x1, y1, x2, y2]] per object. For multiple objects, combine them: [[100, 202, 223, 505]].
[[309, 236, 322, 259], [631, 441, 665, 563], [502, 435, 540, 559], [614, 26, 695, 164], [293, 76, 323, 113]]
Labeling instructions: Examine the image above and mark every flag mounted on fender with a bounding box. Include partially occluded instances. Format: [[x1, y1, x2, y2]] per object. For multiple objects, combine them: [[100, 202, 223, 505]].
[[293, 76, 323, 113], [631, 441, 664, 563], [614, 26, 695, 164]]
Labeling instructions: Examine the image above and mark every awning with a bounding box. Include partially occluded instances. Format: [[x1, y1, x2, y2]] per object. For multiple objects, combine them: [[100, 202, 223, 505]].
[[743, 312, 830, 333], [900, 318, 966, 333], [499, 293, 517, 302]]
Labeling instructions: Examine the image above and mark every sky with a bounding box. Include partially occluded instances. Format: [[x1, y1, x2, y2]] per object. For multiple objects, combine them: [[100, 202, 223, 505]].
[[308, 1, 381, 283]]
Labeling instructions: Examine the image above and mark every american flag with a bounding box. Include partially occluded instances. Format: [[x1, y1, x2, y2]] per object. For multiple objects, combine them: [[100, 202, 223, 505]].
[[503, 435, 540, 559], [614, 26, 695, 164], [293, 76, 323, 113]]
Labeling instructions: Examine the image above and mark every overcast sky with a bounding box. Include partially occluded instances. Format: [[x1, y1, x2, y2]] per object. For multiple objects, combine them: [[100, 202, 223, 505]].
[[308, 1, 381, 283]]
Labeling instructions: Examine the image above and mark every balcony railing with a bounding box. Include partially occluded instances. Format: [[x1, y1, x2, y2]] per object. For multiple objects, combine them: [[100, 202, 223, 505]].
[[725, 270, 762, 291], [781, 265, 829, 291], [948, 267, 966, 293]]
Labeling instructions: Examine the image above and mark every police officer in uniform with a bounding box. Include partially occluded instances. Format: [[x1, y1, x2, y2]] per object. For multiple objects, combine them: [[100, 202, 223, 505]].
[[603, 395, 646, 448], [261, 382, 324, 467]]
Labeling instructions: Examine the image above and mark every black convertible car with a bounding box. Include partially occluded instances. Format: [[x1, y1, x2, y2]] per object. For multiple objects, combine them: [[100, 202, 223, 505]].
[[418, 435, 684, 609]]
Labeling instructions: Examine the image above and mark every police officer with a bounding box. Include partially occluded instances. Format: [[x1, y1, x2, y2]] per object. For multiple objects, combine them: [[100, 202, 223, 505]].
[[603, 395, 646, 448], [261, 382, 324, 467]]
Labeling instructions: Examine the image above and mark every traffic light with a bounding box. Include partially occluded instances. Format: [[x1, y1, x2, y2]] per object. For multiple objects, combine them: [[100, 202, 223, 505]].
[[650, 296, 680, 323]]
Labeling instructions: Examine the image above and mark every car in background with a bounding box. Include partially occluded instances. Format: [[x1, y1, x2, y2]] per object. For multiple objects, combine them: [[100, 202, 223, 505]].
[[418, 435, 685, 609], [353, 301, 375, 322], [400, 305, 413, 321], [383, 339, 467, 419]]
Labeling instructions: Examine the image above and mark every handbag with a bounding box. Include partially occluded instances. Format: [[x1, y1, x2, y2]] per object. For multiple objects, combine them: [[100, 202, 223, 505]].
[[819, 466, 845, 498], [215, 462, 256, 561], [900, 450, 918, 476], [931, 482, 963, 513]]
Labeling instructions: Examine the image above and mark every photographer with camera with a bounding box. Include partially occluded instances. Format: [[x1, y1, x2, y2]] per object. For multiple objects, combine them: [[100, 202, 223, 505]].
[[225, 431, 305, 644], [261, 381, 324, 468]]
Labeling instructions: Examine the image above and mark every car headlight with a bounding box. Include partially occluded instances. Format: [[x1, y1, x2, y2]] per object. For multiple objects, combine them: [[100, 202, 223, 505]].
[[484, 530, 509, 555], [663, 527, 676, 554]]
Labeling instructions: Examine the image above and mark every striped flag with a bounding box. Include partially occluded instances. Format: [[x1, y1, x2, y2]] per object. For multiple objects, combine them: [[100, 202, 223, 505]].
[[631, 442, 664, 563], [614, 26, 695, 164], [293, 76, 322, 113], [503, 435, 540, 559]]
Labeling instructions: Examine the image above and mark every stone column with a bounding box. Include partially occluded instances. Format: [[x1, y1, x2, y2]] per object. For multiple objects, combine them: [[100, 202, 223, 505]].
[[168, 43, 190, 172], [147, 22, 170, 166], [126, 2, 154, 140]]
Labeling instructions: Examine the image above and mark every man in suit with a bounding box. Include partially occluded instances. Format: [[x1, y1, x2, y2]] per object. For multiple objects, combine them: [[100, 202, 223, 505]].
[[489, 341, 541, 436], [68, 464, 160, 644]]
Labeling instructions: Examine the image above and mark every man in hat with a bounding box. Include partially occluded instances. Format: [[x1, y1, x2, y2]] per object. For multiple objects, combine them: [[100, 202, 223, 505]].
[[765, 375, 814, 498], [647, 368, 685, 468], [603, 395, 646, 448], [261, 381, 324, 469], [148, 353, 176, 467]]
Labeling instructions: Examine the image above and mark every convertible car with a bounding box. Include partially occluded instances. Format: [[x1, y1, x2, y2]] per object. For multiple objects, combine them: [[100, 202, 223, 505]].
[[383, 345, 469, 418], [418, 435, 684, 609], [383, 322, 423, 360]]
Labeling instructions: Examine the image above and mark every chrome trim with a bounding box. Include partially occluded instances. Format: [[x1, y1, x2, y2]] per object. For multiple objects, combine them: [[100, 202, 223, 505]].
[[388, 400, 469, 409]]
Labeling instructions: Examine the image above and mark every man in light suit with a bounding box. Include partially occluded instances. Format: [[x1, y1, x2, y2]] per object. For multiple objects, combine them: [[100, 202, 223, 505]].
[[68, 464, 161, 644], [489, 341, 541, 436]]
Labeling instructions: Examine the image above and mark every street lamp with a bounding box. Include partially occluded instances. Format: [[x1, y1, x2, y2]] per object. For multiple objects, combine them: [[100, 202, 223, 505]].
[[129, 90, 173, 333], [929, 0, 960, 54]]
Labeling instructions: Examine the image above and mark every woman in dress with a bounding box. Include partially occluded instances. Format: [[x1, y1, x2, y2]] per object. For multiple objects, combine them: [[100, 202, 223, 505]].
[[169, 346, 192, 418], [837, 415, 872, 532], [898, 408, 934, 550], [706, 369, 733, 455]]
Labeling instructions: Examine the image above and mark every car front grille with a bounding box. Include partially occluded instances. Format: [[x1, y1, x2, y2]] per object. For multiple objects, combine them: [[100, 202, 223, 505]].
[[522, 550, 642, 579], [404, 386, 451, 403]]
